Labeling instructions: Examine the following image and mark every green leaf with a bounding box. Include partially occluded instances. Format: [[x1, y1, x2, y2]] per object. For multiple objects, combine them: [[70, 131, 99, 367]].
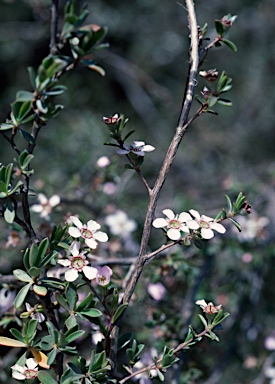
[[228, 217, 242, 232], [217, 98, 232, 107], [55, 293, 70, 311], [18, 101, 32, 121], [39, 251, 58, 268], [27, 319, 38, 340], [28, 66, 36, 89], [225, 195, 233, 212], [13, 269, 32, 283], [29, 267, 42, 278], [117, 333, 133, 351], [47, 348, 57, 366], [1, 122, 15, 131], [37, 371, 57, 384], [33, 285, 47, 296], [66, 284, 78, 311], [86, 64, 106, 76], [29, 243, 39, 267], [214, 20, 225, 36], [222, 38, 237, 52], [19, 129, 35, 144], [65, 330, 85, 343], [16, 91, 34, 102], [0, 180, 7, 195], [8, 180, 23, 195], [44, 85, 67, 96], [79, 308, 102, 318], [111, 304, 128, 324], [198, 314, 208, 328], [76, 292, 94, 311], [10, 328, 26, 343], [37, 238, 49, 264], [14, 282, 32, 308], [4, 200, 15, 223], [65, 314, 78, 330]]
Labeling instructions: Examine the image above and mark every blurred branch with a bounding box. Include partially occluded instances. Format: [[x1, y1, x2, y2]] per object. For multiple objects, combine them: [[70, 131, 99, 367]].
[[50, 0, 59, 55]]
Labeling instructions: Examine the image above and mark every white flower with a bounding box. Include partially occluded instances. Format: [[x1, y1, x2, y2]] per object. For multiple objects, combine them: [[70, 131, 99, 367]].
[[68, 216, 108, 249], [152, 209, 192, 240], [232, 214, 269, 242], [105, 210, 137, 236], [31, 193, 60, 218], [188, 209, 226, 239], [196, 299, 222, 314], [116, 141, 155, 156], [147, 283, 166, 301], [58, 241, 98, 282], [11, 358, 38, 380], [96, 156, 110, 168]]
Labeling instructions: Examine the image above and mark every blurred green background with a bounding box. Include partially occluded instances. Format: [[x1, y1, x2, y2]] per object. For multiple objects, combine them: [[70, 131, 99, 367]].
[[0, 0, 274, 383]]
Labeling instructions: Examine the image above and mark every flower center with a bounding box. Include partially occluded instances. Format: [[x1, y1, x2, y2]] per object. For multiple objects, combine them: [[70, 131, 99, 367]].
[[98, 276, 107, 285], [203, 304, 219, 314], [169, 219, 181, 229], [130, 146, 141, 152], [24, 369, 38, 379], [71, 255, 86, 271], [80, 227, 93, 239], [199, 220, 210, 229]]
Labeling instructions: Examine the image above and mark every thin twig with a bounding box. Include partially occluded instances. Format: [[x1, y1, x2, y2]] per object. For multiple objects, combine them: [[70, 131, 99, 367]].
[[50, 0, 59, 55], [108, 0, 200, 372]]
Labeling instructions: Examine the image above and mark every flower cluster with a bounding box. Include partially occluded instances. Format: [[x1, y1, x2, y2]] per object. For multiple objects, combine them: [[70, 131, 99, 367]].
[[153, 208, 226, 240]]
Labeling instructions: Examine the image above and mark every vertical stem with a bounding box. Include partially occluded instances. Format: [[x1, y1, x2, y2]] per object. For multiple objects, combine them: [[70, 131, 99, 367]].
[[50, 0, 59, 55], [109, 0, 200, 373]]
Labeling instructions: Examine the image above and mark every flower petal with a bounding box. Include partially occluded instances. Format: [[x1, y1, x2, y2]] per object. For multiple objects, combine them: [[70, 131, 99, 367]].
[[68, 227, 81, 238], [83, 266, 98, 280], [65, 269, 79, 282], [26, 358, 38, 369], [178, 212, 192, 222], [69, 241, 81, 256], [189, 209, 200, 220], [142, 145, 155, 152], [38, 193, 48, 204], [162, 209, 175, 220], [31, 204, 43, 213], [152, 218, 167, 228], [69, 216, 83, 229], [132, 150, 145, 156], [211, 222, 226, 234], [85, 238, 98, 249], [93, 231, 108, 242], [116, 149, 130, 155], [196, 299, 207, 308], [201, 214, 213, 222], [49, 195, 60, 207], [186, 220, 200, 230], [132, 141, 145, 146], [11, 364, 24, 374], [87, 220, 101, 231], [58, 259, 70, 267], [167, 228, 181, 240], [201, 228, 214, 239], [12, 371, 26, 380]]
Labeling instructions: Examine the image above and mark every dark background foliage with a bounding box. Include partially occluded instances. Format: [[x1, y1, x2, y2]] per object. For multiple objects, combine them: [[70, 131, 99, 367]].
[[0, 0, 274, 383]]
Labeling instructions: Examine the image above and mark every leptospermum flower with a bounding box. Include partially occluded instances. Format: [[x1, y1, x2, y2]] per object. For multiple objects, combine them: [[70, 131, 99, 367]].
[[11, 358, 38, 380], [95, 266, 113, 286], [31, 193, 60, 219], [105, 210, 137, 236], [68, 216, 108, 249], [116, 141, 155, 156], [188, 209, 226, 239], [152, 209, 192, 240], [196, 299, 222, 314], [58, 241, 97, 282]]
